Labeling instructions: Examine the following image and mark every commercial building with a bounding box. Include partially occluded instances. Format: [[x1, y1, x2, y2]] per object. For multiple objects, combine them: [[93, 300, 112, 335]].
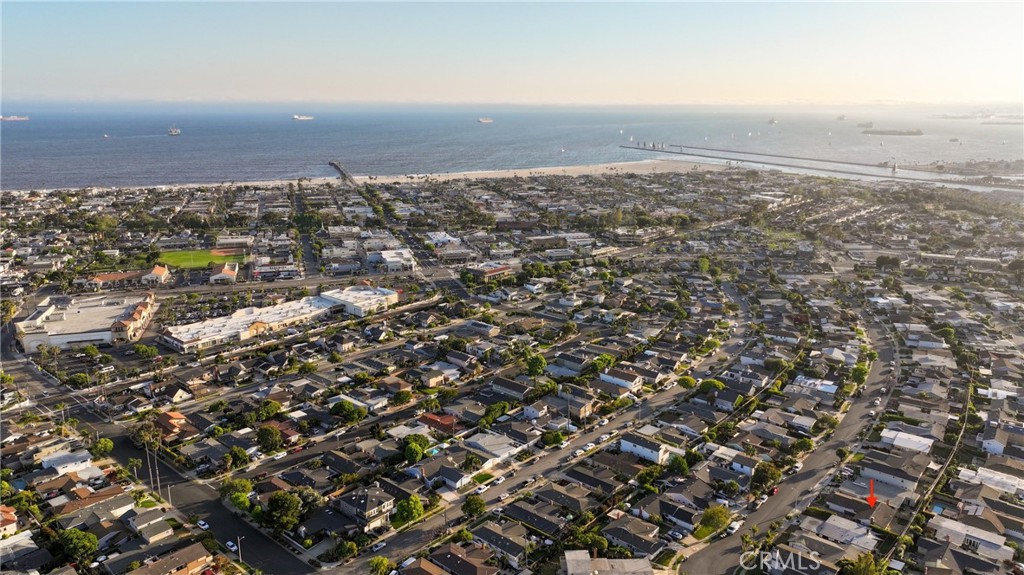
[[16, 293, 156, 351], [159, 287, 397, 353]]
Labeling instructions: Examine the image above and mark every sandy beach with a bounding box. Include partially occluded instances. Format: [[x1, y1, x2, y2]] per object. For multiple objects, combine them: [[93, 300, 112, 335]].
[[127, 159, 723, 193], [349, 158, 724, 184]]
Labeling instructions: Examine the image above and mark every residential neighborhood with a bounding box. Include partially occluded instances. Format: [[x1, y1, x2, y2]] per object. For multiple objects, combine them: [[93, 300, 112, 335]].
[[2, 167, 1023, 575]]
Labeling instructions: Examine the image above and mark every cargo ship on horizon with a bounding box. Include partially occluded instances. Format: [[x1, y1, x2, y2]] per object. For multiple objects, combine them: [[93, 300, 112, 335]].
[[1, 115, 29, 121], [293, 115, 314, 121]]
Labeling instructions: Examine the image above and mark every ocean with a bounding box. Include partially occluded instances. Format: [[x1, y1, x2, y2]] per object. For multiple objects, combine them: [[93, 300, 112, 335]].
[[1, 105, 1021, 190]]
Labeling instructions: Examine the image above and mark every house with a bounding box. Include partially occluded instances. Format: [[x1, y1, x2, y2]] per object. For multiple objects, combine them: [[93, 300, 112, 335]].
[[0, 505, 19, 536], [602, 514, 664, 558], [154, 411, 202, 444], [858, 450, 930, 490], [490, 377, 531, 401], [598, 368, 643, 393], [334, 486, 394, 532], [123, 542, 212, 575], [209, 262, 239, 284], [504, 500, 567, 537], [472, 520, 530, 569], [428, 543, 498, 575], [562, 550, 656, 575], [619, 432, 669, 465]]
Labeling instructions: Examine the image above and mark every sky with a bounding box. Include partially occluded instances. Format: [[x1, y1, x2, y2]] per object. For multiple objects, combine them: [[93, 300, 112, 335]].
[[3, 2, 1022, 107]]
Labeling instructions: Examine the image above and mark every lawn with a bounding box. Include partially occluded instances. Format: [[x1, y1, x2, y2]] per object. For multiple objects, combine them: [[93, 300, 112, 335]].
[[140, 499, 158, 508], [472, 473, 494, 484], [159, 249, 247, 269], [693, 525, 716, 540]]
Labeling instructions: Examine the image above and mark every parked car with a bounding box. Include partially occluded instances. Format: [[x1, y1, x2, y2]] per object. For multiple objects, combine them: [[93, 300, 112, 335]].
[[726, 521, 744, 535], [475, 485, 489, 495], [495, 475, 505, 484], [225, 541, 238, 553], [371, 542, 387, 552], [197, 520, 210, 531]]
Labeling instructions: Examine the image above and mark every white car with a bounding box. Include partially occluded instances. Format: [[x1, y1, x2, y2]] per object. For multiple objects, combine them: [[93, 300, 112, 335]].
[[756, 494, 769, 506], [584, 442, 596, 451], [573, 449, 585, 458], [872, 398, 881, 406], [600, 434, 611, 442], [225, 540, 238, 553], [726, 520, 744, 535], [495, 476, 505, 484], [475, 485, 489, 494], [499, 493, 510, 501], [196, 520, 210, 531], [869, 410, 876, 417], [598, 418, 609, 426], [371, 542, 387, 552]]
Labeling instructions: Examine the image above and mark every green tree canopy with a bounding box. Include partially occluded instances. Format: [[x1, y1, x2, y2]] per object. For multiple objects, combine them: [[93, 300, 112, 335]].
[[699, 504, 731, 531], [264, 491, 302, 534], [461, 494, 486, 517], [256, 426, 283, 453], [58, 529, 99, 564]]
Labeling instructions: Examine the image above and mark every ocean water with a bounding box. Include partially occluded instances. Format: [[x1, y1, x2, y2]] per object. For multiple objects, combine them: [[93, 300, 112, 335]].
[[1, 106, 1021, 190]]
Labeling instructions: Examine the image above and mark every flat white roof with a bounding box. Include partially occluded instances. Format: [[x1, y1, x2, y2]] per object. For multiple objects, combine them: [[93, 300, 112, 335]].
[[165, 296, 334, 344]]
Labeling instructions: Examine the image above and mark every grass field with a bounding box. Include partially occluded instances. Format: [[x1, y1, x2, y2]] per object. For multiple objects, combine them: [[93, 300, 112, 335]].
[[159, 249, 247, 269]]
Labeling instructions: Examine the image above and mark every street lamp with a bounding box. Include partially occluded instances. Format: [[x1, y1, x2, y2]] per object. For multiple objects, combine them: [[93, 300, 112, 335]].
[[237, 536, 245, 566]]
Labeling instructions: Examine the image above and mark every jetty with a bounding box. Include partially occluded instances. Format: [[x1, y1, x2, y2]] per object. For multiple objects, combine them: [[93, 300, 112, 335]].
[[329, 161, 359, 188]]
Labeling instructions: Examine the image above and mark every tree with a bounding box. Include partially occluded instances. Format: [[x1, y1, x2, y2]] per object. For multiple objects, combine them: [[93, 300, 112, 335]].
[[813, 414, 840, 434], [132, 344, 159, 359], [230, 491, 251, 512], [541, 430, 565, 447], [389, 390, 413, 406], [369, 556, 394, 575], [405, 443, 424, 465], [790, 438, 814, 454], [679, 375, 697, 388], [127, 458, 142, 479], [751, 462, 782, 493], [67, 373, 91, 388], [257, 399, 281, 421], [298, 362, 318, 375], [850, 363, 869, 385], [699, 379, 725, 394], [256, 426, 283, 453], [264, 491, 302, 534], [699, 504, 731, 532], [841, 552, 888, 575], [81, 344, 100, 358], [335, 540, 357, 559], [219, 478, 253, 500], [668, 454, 690, 476], [227, 446, 250, 469], [291, 486, 326, 514], [58, 528, 99, 564], [453, 528, 473, 543], [90, 438, 114, 458], [526, 354, 547, 377], [393, 496, 424, 524], [331, 400, 368, 424], [328, 351, 343, 364], [461, 494, 486, 517]]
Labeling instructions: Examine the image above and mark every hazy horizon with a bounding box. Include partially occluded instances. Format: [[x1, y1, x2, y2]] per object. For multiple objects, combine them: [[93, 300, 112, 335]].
[[3, 2, 1022, 107]]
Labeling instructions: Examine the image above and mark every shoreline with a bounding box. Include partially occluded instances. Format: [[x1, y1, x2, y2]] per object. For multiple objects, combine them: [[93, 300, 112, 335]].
[[8, 159, 724, 193]]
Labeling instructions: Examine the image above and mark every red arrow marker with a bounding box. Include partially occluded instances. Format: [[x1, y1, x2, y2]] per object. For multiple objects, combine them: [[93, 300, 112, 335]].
[[866, 479, 877, 508]]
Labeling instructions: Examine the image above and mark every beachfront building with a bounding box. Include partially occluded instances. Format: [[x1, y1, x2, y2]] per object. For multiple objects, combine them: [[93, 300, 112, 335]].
[[15, 293, 156, 351], [159, 286, 397, 353]]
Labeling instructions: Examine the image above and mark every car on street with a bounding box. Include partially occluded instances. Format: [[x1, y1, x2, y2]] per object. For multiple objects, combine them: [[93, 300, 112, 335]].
[[584, 443, 596, 451], [197, 520, 210, 530], [756, 494, 769, 506], [869, 410, 876, 417], [499, 493, 510, 501], [573, 449, 585, 458], [788, 462, 803, 475], [225, 541, 238, 553], [600, 434, 611, 442], [475, 485, 489, 494], [598, 418, 609, 426], [495, 476, 505, 484], [371, 542, 387, 552], [726, 520, 744, 535], [872, 398, 881, 406]]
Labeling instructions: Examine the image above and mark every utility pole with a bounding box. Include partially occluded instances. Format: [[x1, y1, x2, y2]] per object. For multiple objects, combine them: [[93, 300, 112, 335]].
[[237, 536, 245, 566]]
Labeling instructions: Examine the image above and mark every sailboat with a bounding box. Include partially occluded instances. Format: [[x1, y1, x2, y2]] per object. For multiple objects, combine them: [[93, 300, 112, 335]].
[[168, 126, 181, 136]]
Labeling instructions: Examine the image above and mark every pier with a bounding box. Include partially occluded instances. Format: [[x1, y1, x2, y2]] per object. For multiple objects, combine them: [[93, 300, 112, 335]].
[[329, 161, 358, 188]]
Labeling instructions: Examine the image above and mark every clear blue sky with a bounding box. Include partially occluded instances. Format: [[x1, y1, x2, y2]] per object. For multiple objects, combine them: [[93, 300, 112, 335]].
[[3, 2, 1022, 106]]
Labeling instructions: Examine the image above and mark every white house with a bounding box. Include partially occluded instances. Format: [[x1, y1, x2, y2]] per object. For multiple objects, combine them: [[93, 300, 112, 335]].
[[619, 432, 668, 465]]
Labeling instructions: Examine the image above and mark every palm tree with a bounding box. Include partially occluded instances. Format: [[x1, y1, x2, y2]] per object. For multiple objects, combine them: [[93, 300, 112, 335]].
[[128, 458, 142, 479], [54, 402, 67, 425]]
